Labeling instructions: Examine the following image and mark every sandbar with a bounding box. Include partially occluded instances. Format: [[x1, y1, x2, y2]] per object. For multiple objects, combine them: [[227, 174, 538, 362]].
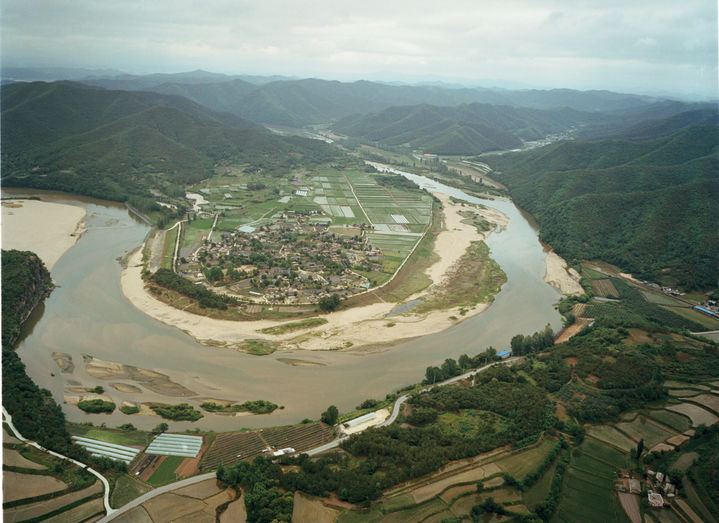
[[1, 199, 86, 270], [544, 251, 583, 296], [121, 192, 508, 352]]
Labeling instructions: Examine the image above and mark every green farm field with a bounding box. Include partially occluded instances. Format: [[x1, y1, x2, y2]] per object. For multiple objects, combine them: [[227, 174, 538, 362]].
[[661, 305, 719, 330], [553, 440, 629, 523], [148, 455, 186, 487], [67, 425, 151, 447], [495, 437, 557, 481], [645, 410, 692, 433], [615, 416, 675, 448], [586, 425, 635, 452]]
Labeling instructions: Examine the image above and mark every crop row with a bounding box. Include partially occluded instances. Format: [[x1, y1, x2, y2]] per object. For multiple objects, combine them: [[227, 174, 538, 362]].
[[200, 423, 334, 471], [200, 432, 266, 470]]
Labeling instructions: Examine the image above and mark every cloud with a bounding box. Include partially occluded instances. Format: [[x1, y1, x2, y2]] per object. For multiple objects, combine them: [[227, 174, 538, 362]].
[[1, 0, 716, 97]]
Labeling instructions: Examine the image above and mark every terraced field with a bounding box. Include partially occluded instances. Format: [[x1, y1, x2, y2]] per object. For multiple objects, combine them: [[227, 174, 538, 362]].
[[614, 417, 676, 448], [587, 425, 636, 452], [646, 410, 692, 433], [553, 440, 629, 523], [666, 403, 719, 427]]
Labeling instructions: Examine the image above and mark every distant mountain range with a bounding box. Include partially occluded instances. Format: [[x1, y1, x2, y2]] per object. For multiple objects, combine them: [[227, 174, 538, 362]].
[[1, 81, 338, 201], [5, 68, 664, 128], [489, 119, 719, 290]]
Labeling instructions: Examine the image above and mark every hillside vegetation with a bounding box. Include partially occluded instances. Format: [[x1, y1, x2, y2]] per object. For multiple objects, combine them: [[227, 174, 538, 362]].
[[0, 81, 340, 202], [490, 123, 719, 290], [333, 103, 596, 155]]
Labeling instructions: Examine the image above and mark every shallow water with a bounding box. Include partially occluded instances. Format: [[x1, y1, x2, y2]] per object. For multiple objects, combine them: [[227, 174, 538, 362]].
[[8, 176, 561, 432]]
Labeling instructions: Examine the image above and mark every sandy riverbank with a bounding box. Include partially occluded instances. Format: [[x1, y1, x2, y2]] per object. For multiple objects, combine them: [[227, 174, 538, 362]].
[[1, 199, 86, 270], [544, 251, 583, 295], [121, 193, 508, 352]]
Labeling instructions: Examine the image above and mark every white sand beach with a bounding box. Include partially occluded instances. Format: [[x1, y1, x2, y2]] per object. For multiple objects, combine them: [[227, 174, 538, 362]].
[[544, 250, 583, 295]]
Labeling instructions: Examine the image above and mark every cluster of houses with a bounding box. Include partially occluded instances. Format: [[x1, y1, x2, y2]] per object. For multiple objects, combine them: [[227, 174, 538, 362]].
[[177, 213, 385, 304], [615, 469, 678, 510]]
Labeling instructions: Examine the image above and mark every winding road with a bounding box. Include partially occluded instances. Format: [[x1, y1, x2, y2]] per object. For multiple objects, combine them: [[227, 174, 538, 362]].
[[2, 406, 115, 517], [5, 356, 516, 521]]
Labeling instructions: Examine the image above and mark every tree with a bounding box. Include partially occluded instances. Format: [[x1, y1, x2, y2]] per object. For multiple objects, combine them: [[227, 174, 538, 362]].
[[318, 294, 341, 312], [152, 422, 169, 434], [636, 438, 645, 459], [668, 468, 684, 484], [321, 405, 339, 426]]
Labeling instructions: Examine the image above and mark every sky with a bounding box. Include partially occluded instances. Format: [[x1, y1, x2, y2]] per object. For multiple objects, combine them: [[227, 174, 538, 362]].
[[2, 0, 717, 99]]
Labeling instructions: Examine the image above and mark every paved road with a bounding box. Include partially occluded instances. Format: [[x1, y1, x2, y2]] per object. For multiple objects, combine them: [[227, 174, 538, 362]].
[[2, 406, 115, 517], [99, 472, 217, 522], [307, 358, 515, 455], [100, 357, 517, 516]]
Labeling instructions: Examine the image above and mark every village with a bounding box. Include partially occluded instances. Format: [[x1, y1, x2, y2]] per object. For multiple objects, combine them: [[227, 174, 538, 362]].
[[176, 210, 385, 305]]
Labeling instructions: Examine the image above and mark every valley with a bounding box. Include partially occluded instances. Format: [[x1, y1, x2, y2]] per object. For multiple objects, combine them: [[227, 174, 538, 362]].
[[2, 67, 717, 523]]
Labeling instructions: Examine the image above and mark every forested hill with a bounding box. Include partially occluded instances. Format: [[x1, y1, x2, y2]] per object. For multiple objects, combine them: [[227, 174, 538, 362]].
[[490, 123, 719, 290], [0, 81, 340, 202], [1, 250, 53, 349], [333, 103, 596, 155]]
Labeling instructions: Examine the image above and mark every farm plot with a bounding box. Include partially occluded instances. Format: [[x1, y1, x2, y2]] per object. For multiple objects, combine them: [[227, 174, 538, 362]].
[[293, 492, 340, 523], [587, 425, 636, 452], [646, 410, 692, 433], [553, 442, 629, 523], [4, 481, 102, 522], [690, 393, 719, 414], [494, 438, 557, 480], [201, 423, 333, 471], [148, 455, 185, 487], [591, 278, 619, 298], [614, 417, 676, 448], [259, 422, 334, 453], [200, 431, 266, 470], [409, 463, 501, 504], [666, 403, 719, 426], [663, 381, 711, 390], [2, 470, 67, 502], [669, 389, 703, 397], [640, 290, 687, 306]]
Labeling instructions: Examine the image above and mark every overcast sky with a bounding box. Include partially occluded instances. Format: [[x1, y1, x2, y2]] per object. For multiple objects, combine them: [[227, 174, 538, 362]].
[[2, 0, 717, 98]]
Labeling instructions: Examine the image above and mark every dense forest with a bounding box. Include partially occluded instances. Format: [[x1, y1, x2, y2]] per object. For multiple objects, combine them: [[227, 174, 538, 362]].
[[2, 251, 85, 455], [491, 123, 719, 289], [0, 81, 341, 203]]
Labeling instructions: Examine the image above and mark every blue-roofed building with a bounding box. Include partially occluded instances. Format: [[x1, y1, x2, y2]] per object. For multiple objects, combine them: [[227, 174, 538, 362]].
[[497, 350, 511, 359], [694, 305, 719, 318]]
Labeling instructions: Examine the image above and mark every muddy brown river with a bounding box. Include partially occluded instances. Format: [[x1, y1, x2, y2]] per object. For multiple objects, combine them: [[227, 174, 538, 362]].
[[8, 175, 561, 432]]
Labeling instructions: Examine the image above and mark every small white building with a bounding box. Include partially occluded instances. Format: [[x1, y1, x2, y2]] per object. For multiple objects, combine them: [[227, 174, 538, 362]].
[[344, 412, 376, 428]]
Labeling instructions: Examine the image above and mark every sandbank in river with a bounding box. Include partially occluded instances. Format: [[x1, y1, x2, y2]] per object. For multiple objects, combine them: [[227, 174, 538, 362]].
[[120, 193, 510, 351], [1, 199, 86, 270]]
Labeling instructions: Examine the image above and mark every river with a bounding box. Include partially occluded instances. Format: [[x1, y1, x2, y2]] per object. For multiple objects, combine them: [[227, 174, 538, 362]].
[[9, 174, 561, 432]]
